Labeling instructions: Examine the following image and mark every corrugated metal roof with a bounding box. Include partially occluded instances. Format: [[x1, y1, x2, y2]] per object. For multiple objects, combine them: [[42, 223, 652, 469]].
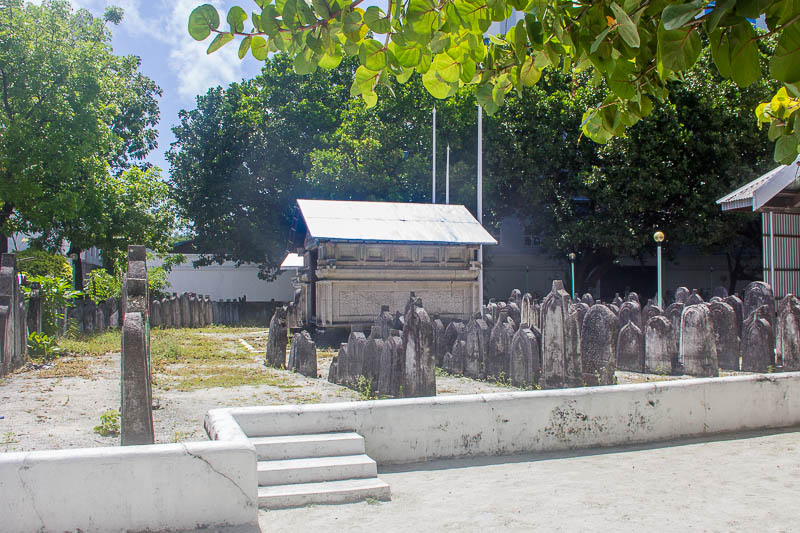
[[717, 156, 800, 211], [280, 253, 303, 269], [296, 199, 497, 245]]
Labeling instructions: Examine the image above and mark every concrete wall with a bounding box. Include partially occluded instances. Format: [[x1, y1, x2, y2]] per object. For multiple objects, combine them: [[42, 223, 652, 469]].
[[211, 373, 800, 465], [151, 254, 295, 302], [0, 440, 258, 533]]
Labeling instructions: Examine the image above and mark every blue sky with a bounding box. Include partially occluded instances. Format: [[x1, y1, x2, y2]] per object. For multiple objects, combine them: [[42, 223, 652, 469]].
[[68, 0, 267, 172]]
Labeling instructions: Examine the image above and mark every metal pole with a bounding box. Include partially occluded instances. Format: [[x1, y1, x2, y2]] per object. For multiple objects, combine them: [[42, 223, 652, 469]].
[[477, 105, 483, 309], [445, 144, 450, 204], [769, 211, 775, 289], [432, 106, 436, 204], [657, 244, 662, 309], [570, 259, 575, 300]]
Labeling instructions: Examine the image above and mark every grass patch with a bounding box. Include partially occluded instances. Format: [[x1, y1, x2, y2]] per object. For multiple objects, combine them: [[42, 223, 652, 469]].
[[162, 365, 301, 391], [36, 357, 94, 379], [59, 331, 120, 357]]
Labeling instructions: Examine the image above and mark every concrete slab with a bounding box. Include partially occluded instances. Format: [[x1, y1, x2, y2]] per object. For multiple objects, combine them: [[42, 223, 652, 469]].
[[260, 428, 800, 532]]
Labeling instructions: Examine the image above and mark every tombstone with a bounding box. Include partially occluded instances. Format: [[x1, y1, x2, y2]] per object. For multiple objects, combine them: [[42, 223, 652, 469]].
[[506, 302, 521, 331], [0, 254, 27, 375], [150, 300, 162, 328], [708, 300, 740, 370], [675, 287, 690, 305], [82, 300, 96, 333], [486, 310, 514, 379], [680, 304, 719, 377], [446, 339, 468, 376], [713, 286, 729, 299], [94, 302, 107, 333], [618, 300, 642, 329], [375, 305, 394, 340], [392, 311, 405, 331], [328, 343, 346, 384], [541, 280, 582, 389], [686, 289, 704, 306], [231, 299, 240, 324], [463, 317, 489, 379], [573, 302, 589, 334], [665, 303, 685, 368], [723, 295, 744, 337], [520, 293, 535, 327], [432, 317, 446, 367], [120, 246, 154, 446], [626, 292, 640, 304], [344, 331, 367, 386], [778, 295, 800, 371], [509, 288, 522, 308], [159, 297, 170, 328], [26, 282, 42, 335], [265, 307, 288, 368], [400, 299, 435, 397], [170, 293, 180, 327], [485, 302, 497, 325], [741, 305, 775, 372], [444, 320, 465, 355], [509, 327, 539, 387], [190, 294, 201, 328], [581, 293, 595, 307], [644, 316, 673, 374], [363, 326, 385, 384], [580, 304, 618, 385], [179, 292, 191, 328], [197, 295, 207, 327], [744, 282, 775, 322], [377, 332, 403, 396], [608, 303, 620, 316], [642, 300, 662, 326], [287, 330, 317, 378], [616, 321, 644, 373], [612, 294, 623, 307]]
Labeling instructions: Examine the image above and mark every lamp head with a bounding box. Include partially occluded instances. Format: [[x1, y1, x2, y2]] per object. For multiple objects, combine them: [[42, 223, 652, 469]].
[[568, 252, 576, 262], [653, 231, 665, 243]]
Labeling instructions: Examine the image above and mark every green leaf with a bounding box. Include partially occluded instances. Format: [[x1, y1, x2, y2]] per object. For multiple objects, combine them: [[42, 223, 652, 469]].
[[359, 39, 387, 71], [770, 24, 800, 84], [610, 2, 640, 48], [188, 4, 220, 41], [251, 35, 269, 60], [408, 0, 438, 35], [590, 27, 612, 54], [706, 0, 735, 33], [207, 32, 234, 54], [524, 14, 544, 47], [389, 42, 423, 68], [294, 48, 317, 74], [395, 67, 414, 84], [282, 0, 299, 30], [657, 23, 701, 72], [312, 0, 331, 18], [422, 69, 451, 98], [238, 35, 252, 59], [460, 59, 477, 83], [774, 135, 798, 164], [729, 23, 760, 87], [734, 0, 772, 19], [355, 65, 379, 94], [364, 6, 391, 33], [709, 29, 731, 79], [432, 53, 460, 83], [318, 47, 343, 69], [519, 55, 541, 86], [362, 90, 378, 108], [261, 6, 281, 36], [661, 0, 704, 30], [226, 6, 247, 33], [608, 60, 636, 99], [582, 109, 614, 144]]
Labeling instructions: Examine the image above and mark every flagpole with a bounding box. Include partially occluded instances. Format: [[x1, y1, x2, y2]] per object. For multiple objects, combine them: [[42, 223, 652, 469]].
[[445, 144, 450, 204], [477, 105, 483, 310], [432, 106, 437, 204]]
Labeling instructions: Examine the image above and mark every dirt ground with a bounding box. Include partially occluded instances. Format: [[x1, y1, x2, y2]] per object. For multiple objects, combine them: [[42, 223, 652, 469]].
[[0, 327, 517, 452]]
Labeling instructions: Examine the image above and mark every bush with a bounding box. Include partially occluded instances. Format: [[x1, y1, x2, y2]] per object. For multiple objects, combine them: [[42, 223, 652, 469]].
[[84, 269, 121, 303], [93, 409, 120, 437], [16, 249, 72, 283], [21, 274, 82, 336], [27, 331, 61, 360]]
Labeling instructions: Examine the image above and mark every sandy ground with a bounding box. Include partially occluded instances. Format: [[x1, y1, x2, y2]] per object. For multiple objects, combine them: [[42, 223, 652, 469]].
[[262, 428, 800, 532], [0, 329, 515, 452]]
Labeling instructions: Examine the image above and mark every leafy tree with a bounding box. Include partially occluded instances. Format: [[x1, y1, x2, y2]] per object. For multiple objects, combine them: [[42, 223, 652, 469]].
[[189, 0, 800, 163], [0, 0, 162, 256]]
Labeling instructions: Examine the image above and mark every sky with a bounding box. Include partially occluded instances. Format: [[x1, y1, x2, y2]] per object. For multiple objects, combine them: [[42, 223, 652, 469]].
[[67, 0, 266, 173]]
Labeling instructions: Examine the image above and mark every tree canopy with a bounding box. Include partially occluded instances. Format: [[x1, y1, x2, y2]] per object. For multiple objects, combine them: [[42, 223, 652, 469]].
[[189, 0, 800, 164], [0, 0, 164, 259]]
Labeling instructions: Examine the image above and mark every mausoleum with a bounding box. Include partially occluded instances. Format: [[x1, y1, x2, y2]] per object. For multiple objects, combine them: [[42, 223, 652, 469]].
[[285, 199, 496, 328]]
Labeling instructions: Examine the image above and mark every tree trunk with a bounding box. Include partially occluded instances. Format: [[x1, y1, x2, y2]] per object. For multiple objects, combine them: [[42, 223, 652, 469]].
[[0, 202, 13, 254]]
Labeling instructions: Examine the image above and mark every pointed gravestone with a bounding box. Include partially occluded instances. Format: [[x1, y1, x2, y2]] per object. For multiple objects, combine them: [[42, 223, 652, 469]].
[[612, 294, 623, 307], [150, 300, 162, 328], [401, 299, 435, 397], [665, 303, 684, 369], [573, 302, 589, 335], [778, 295, 800, 371], [287, 330, 317, 378], [375, 305, 394, 340], [741, 305, 775, 372], [463, 317, 489, 379], [743, 281, 774, 322], [713, 286, 729, 298], [378, 332, 403, 396], [627, 292, 640, 304], [616, 321, 644, 373], [674, 287, 690, 305], [328, 343, 346, 384], [509, 288, 522, 308], [642, 299, 662, 326], [444, 320, 465, 355], [708, 300, 740, 370], [581, 304, 618, 385], [644, 315, 673, 374], [432, 316, 446, 367], [581, 293, 595, 306], [265, 307, 288, 368], [680, 304, 719, 377], [687, 289, 704, 306], [619, 300, 642, 330], [344, 331, 367, 387], [506, 302, 521, 331], [487, 310, 514, 379], [541, 280, 582, 388], [521, 293, 534, 327], [724, 294, 744, 337], [363, 326, 385, 384], [510, 327, 540, 387]]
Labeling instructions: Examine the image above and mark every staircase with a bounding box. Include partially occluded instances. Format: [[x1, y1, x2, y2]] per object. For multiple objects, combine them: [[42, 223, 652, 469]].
[[252, 432, 391, 509]]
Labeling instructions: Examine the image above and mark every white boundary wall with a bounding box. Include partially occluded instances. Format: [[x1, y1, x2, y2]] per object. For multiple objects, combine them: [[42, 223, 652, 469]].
[[0, 440, 258, 533], [208, 373, 800, 465]]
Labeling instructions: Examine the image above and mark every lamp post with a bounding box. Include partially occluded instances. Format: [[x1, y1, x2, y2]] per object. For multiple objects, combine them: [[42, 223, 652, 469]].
[[568, 252, 576, 300], [68, 252, 79, 291], [654, 231, 665, 308]]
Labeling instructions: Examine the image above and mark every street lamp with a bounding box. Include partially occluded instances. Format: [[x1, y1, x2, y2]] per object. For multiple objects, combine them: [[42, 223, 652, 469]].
[[68, 251, 79, 291], [653, 231, 665, 308], [568, 252, 576, 300]]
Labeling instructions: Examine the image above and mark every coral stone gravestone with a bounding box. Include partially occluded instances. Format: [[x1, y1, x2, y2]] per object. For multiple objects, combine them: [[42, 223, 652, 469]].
[[509, 326, 540, 387], [287, 330, 317, 378], [644, 316, 673, 374], [616, 322, 644, 373], [708, 300, 740, 370], [541, 280, 582, 389], [266, 307, 288, 368], [741, 306, 776, 372], [680, 305, 719, 377], [401, 299, 436, 397], [778, 295, 800, 370], [580, 304, 618, 385]]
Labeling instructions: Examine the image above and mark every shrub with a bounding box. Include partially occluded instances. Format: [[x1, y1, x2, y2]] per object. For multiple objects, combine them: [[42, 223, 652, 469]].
[[84, 268, 121, 303], [16, 248, 72, 284], [93, 409, 120, 437]]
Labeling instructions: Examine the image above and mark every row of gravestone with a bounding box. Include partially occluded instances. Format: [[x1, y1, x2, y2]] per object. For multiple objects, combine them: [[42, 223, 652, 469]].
[[0, 254, 28, 377], [266, 297, 438, 397]]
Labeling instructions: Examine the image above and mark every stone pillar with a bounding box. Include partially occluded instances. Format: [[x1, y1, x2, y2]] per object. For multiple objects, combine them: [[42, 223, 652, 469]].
[[0, 254, 27, 375], [377, 332, 403, 397], [679, 304, 719, 377], [541, 280, 582, 389], [179, 292, 190, 328], [708, 300, 739, 370], [486, 310, 513, 379], [150, 300, 162, 328], [120, 245, 154, 446], [432, 316, 446, 367], [580, 304, 618, 385], [344, 331, 367, 386], [644, 315, 673, 374], [401, 298, 435, 397], [778, 295, 800, 370], [265, 307, 288, 368], [741, 305, 775, 372], [509, 326, 539, 387], [363, 326, 385, 385], [463, 316, 489, 379], [204, 295, 212, 325], [287, 330, 317, 378], [375, 305, 394, 340]]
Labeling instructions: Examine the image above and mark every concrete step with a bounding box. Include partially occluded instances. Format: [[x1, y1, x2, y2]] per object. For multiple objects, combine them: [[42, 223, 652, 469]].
[[251, 432, 365, 461], [258, 477, 391, 509], [257, 454, 377, 486]]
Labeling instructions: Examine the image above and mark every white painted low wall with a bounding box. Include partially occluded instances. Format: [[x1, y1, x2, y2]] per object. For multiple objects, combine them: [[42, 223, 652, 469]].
[[0, 440, 258, 532], [209, 373, 800, 465]]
